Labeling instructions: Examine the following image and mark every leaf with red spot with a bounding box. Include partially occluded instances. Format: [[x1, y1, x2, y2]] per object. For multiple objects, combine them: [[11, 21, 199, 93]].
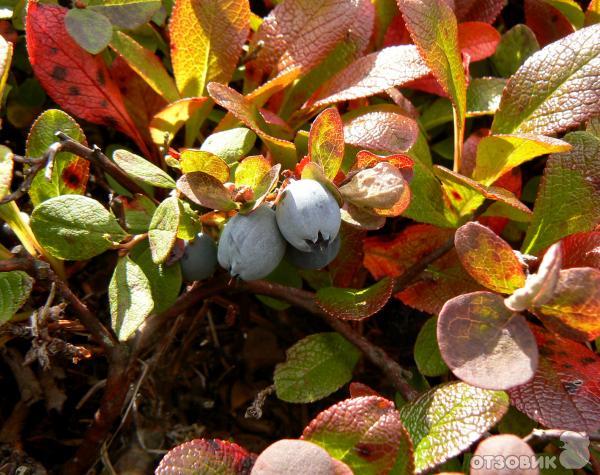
[[454, 222, 526, 294], [343, 105, 419, 154], [438, 291, 538, 390], [534, 267, 600, 341], [561, 232, 600, 269], [309, 107, 345, 180], [316, 277, 394, 321], [302, 396, 414, 475], [25, 2, 148, 156], [156, 438, 255, 475], [508, 326, 600, 432], [455, 0, 507, 23], [457, 22, 501, 61], [26, 109, 88, 206]]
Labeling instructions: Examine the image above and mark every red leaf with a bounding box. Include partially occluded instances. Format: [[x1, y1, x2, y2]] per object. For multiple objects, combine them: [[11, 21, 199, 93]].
[[329, 224, 368, 288], [349, 382, 381, 398], [156, 438, 255, 474], [383, 14, 412, 47], [524, 0, 575, 46], [508, 326, 600, 432], [455, 0, 507, 23], [457, 22, 501, 61], [26, 2, 149, 156], [461, 128, 490, 176], [561, 232, 600, 269]]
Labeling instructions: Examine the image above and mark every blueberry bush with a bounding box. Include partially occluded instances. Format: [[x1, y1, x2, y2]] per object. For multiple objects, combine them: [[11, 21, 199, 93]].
[[0, 0, 599, 473]]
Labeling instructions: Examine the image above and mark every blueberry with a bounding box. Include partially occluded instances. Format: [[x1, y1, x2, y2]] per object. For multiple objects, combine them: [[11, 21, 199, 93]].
[[286, 234, 341, 269], [275, 179, 341, 252], [180, 233, 218, 281], [218, 206, 286, 280]]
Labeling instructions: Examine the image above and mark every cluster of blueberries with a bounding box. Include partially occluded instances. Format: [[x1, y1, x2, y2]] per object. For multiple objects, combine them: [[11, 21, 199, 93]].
[[180, 179, 342, 282]]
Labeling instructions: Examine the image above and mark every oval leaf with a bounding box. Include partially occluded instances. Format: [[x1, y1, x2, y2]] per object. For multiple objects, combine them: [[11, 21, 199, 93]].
[[149, 97, 208, 146], [316, 277, 394, 320], [31, 195, 127, 260], [109, 255, 154, 341], [414, 316, 449, 377], [113, 149, 176, 188], [200, 127, 257, 164], [455, 222, 526, 294], [177, 171, 236, 211], [65, 8, 112, 55], [492, 24, 600, 135], [180, 150, 230, 183], [274, 332, 360, 403], [309, 108, 344, 180], [303, 396, 414, 475], [148, 197, 181, 265], [438, 291, 538, 390], [0, 271, 34, 325], [399, 382, 509, 473]]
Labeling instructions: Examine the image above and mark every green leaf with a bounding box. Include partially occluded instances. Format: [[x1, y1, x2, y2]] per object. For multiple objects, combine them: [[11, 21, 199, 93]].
[[65, 8, 113, 54], [414, 316, 448, 377], [109, 255, 154, 341], [148, 196, 180, 264], [27, 110, 88, 206], [274, 332, 360, 403], [473, 134, 571, 186], [129, 241, 181, 315], [0, 271, 33, 325], [523, 132, 600, 254], [179, 150, 229, 182], [85, 0, 161, 30], [31, 195, 128, 260], [169, 0, 249, 97], [113, 149, 176, 189], [0, 145, 13, 199], [546, 0, 584, 28], [177, 201, 201, 240], [234, 155, 271, 190], [491, 24, 539, 78], [177, 171, 237, 211], [303, 396, 414, 475], [491, 24, 600, 135], [200, 127, 257, 164], [398, 0, 467, 156], [118, 194, 156, 234], [309, 108, 345, 180], [256, 259, 302, 310], [399, 382, 509, 473], [465, 78, 507, 117], [109, 30, 179, 103], [316, 277, 394, 320]]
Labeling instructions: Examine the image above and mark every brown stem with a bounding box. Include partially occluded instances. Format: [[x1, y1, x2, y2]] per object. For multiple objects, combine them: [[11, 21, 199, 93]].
[[236, 279, 419, 401], [523, 428, 600, 444], [56, 132, 156, 201]]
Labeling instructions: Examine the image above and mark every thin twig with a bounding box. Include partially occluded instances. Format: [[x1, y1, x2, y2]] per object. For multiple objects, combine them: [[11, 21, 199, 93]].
[[56, 132, 155, 201], [236, 279, 419, 401], [523, 428, 600, 444]]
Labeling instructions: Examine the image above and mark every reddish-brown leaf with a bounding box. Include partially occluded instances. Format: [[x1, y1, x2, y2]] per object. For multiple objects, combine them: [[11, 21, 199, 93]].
[[329, 224, 368, 288], [383, 14, 412, 47], [354, 151, 414, 183], [156, 438, 255, 474], [535, 267, 600, 341], [508, 326, 600, 432], [455, 222, 526, 294], [302, 396, 414, 475], [343, 107, 419, 154], [438, 291, 538, 390], [26, 2, 148, 156], [561, 232, 600, 269], [248, 0, 361, 79], [457, 22, 501, 61], [524, 0, 575, 46], [455, 0, 507, 23], [310, 45, 430, 108]]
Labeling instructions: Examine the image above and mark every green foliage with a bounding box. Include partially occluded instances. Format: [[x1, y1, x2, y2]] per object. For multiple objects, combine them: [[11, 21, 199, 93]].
[[0, 270, 33, 324]]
